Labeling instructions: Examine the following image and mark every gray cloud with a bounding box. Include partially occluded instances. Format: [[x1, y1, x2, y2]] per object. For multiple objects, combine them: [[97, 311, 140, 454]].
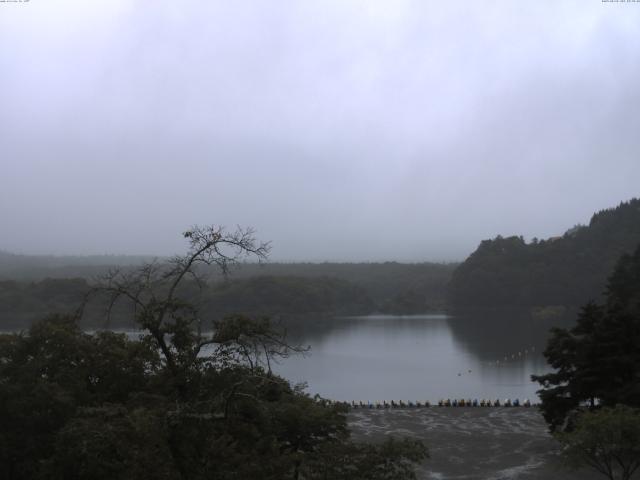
[[1, 0, 639, 261]]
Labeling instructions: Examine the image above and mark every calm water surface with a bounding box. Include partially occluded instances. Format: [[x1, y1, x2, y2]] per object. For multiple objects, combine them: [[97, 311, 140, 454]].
[[275, 313, 553, 403]]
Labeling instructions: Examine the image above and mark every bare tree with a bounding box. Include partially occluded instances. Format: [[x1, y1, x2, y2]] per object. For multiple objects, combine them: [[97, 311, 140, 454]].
[[211, 314, 306, 375], [84, 225, 272, 375]]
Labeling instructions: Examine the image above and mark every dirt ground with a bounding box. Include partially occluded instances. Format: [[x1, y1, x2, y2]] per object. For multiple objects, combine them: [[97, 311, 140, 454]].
[[348, 407, 602, 480]]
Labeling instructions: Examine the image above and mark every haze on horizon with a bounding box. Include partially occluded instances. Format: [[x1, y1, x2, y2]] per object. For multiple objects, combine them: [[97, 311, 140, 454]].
[[1, 1, 639, 262]]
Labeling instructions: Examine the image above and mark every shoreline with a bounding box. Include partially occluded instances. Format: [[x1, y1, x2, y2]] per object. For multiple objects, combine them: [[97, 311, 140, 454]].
[[348, 408, 600, 480]]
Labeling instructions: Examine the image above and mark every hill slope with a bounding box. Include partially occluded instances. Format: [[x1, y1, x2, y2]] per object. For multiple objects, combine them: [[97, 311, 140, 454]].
[[449, 198, 640, 308]]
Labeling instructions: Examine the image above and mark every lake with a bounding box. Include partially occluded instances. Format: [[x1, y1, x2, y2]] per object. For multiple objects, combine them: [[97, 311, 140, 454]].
[[275, 312, 556, 403]]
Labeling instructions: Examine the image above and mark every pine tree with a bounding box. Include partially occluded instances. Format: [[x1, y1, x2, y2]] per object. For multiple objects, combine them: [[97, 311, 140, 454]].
[[533, 244, 640, 431]]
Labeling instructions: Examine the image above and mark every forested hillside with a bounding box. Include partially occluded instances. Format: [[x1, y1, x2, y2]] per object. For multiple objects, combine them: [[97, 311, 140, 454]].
[[449, 198, 640, 308]]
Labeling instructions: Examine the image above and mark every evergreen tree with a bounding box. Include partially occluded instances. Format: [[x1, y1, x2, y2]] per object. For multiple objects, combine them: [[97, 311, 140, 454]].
[[533, 244, 640, 431]]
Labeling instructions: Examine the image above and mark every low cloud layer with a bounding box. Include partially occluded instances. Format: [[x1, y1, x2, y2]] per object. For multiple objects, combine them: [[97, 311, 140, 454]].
[[1, 1, 639, 261]]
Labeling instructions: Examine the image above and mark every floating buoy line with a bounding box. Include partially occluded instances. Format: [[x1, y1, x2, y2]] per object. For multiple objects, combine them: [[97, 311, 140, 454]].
[[322, 398, 537, 409], [485, 345, 537, 367], [313, 347, 543, 411]]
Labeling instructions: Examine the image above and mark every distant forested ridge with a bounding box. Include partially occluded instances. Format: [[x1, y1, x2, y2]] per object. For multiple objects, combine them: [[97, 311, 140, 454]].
[[223, 262, 455, 314], [449, 198, 640, 308], [206, 275, 375, 318], [0, 251, 155, 279], [0, 261, 456, 330]]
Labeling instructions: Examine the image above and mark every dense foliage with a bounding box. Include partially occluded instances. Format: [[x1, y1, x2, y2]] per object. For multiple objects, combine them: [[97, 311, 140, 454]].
[[449, 198, 640, 308], [207, 275, 374, 318], [532, 244, 640, 431], [0, 315, 368, 479], [0, 226, 427, 479], [556, 405, 640, 480], [0, 278, 90, 330]]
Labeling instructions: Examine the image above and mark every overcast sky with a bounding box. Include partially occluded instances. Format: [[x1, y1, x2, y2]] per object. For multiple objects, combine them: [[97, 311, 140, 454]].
[[1, 1, 639, 261]]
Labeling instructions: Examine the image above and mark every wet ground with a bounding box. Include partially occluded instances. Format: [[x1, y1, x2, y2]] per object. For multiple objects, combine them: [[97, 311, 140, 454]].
[[348, 408, 600, 480]]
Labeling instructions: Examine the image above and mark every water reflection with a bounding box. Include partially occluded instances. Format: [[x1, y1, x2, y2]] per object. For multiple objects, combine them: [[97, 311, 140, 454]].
[[276, 312, 563, 402]]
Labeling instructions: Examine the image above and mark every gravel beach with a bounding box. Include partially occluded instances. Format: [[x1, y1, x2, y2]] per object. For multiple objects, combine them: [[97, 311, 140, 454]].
[[348, 408, 601, 480]]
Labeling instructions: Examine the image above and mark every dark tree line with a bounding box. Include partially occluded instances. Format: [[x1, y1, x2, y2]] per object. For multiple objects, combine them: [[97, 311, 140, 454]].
[[0, 262, 455, 330], [207, 275, 375, 318], [449, 198, 640, 308], [0, 275, 374, 330]]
